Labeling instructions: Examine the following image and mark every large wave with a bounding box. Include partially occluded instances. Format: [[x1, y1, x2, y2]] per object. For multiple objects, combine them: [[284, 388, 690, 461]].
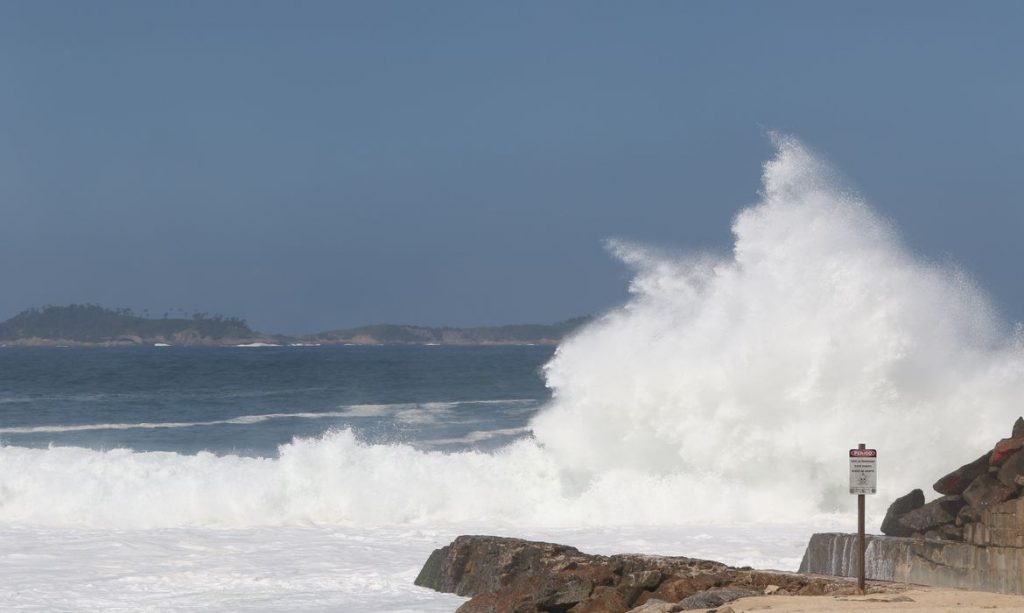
[[3, 135, 1022, 529]]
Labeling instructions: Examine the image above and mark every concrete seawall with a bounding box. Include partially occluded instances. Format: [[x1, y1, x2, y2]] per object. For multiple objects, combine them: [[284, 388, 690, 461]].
[[799, 533, 1024, 595], [801, 498, 1024, 594]]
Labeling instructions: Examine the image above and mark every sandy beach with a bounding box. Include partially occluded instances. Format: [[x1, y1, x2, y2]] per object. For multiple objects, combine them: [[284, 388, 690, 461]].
[[726, 587, 1024, 612]]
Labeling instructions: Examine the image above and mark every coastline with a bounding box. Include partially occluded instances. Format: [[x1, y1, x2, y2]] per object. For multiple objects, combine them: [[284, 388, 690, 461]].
[[0, 337, 560, 348]]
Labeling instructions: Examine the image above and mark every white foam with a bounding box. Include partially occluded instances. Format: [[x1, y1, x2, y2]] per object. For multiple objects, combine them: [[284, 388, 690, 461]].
[[426, 426, 532, 446], [0, 521, 831, 611], [533, 135, 1024, 519], [0, 399, 538, 435], [2, 136, 1021, 536], [6, 135, 1020, 609]]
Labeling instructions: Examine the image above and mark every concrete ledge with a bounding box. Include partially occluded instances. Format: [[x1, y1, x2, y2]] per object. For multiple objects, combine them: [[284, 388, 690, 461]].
[[800, 533, 1024, 595]]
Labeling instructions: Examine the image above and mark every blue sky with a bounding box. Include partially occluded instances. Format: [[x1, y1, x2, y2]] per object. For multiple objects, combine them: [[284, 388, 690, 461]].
[[2, 1, 1021, 333]]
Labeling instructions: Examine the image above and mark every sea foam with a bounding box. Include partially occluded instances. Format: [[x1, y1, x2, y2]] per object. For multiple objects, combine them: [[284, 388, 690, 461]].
[[2, 135, 1022, 530]]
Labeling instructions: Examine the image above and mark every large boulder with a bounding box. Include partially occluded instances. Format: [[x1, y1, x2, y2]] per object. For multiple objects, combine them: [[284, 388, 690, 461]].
[[933, 454, 990, 495], [895, 495, 964, 534], [880, 489, 925, 536], [962, 474, 1016, 512]]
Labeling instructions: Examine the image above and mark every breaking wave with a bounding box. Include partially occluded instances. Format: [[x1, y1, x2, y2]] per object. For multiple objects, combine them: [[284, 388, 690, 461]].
[[0, 399, 537, 434], [2, 135, 1022, 529]]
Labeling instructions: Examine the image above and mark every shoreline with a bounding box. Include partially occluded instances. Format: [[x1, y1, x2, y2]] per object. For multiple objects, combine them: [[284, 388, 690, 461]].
[[0, 338, 559, 348]]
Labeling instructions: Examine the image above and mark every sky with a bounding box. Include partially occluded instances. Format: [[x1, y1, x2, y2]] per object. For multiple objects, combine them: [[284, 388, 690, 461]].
[[1, 1, 1022, 334]]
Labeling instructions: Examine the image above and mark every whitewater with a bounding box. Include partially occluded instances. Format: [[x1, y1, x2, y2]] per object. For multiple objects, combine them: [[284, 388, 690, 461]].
[[2, 136, 1022, 610]]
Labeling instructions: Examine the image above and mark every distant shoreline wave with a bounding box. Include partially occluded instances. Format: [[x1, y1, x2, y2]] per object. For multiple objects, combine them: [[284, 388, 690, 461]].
[[0, 398, 539, 435]]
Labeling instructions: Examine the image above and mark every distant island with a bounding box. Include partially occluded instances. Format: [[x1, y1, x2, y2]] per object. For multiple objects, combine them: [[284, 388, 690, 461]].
[[0, 304, 589, 347]]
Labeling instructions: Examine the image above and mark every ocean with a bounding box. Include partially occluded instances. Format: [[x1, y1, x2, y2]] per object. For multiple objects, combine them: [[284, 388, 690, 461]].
[[4, 136, 1023, 610], [0, 345, 825, 611]]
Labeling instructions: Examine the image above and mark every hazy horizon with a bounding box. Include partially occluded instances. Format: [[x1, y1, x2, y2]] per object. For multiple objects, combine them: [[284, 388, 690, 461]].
[[3, 2, 1023, 334]]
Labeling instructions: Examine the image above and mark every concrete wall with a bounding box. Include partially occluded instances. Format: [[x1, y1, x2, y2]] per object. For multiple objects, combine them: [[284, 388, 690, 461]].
[[799, 533, 1024, 594], [800, 496, 1024, 594]]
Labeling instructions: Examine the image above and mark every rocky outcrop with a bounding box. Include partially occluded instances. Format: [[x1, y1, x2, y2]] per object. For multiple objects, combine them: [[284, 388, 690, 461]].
[[881, 417, 1024, 541], [416, 535, 864, 612]]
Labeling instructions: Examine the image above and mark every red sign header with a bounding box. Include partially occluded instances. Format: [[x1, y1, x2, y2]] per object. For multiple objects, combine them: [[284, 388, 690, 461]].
[[850, 449, 877, 457]]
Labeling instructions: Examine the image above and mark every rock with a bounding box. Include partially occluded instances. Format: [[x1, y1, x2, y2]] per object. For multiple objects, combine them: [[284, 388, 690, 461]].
[[571, 586, 628, 613], [933, 455, 989, 495], [956, 505, 982, 526], [1013, 417, 1024, 438], [936, 524, 963, 541], [623, 571, 663, 591], [420, 535, 850, 612], [717, 607, 736, 613], [626, 599, 676, 613], [650, 575, 718, 603], [895, 495, 965, 534], [997, 448, 1024, 488], [962, 474, 1016, 512], [676, 587, 759, 609], [763, 584, 780, 594], [414, 535, 598, 596], [990, 436, 1024, 466], [535, 575, 595, 610], [880, 489, 925, 536]]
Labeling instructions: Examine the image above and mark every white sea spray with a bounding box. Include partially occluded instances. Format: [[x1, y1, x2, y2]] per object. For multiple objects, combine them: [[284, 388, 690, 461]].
[[2, 137, 1020, 535]]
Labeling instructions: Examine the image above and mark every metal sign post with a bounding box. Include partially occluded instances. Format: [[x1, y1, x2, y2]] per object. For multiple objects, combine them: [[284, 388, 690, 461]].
[[849, 444, 877, 592]]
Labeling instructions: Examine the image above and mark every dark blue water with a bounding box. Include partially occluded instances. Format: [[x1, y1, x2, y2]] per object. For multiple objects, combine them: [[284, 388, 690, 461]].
[[0, 346, 554, 456]]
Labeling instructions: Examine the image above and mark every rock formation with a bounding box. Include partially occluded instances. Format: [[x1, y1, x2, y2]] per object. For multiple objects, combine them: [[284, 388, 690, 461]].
[[881, 417, 1024, 541], [415, 535, 863, 612]]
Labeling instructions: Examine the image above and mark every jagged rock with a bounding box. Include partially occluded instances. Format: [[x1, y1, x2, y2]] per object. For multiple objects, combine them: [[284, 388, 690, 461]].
[[990, 436, 1024, 466], [881, 489, 925, 536], [644, 574, 718, 605], [956, 504, 982, 526], [571, 586, 628, 613], [963, 474, 1016, 511], [536, 575, 595, 611], [1013, 417, 1024, 439], [933, 454, 989, 495], [626, 600, 676, 613], [677, 587, 759, 609], [414, 535, 599, 597], [895, 495, 964, 534], [623, 571, 662, 591], [418, 536, 852, 612], [997, 448, 1024, 488]]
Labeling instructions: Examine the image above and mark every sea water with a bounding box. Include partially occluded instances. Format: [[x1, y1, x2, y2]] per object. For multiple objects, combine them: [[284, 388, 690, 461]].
[[3, 136, 1022, 611], [0, 346, 825, 611]]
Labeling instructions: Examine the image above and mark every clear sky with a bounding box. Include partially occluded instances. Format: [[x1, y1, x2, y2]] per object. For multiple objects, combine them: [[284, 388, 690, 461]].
[[2, 1, 1022, 334]]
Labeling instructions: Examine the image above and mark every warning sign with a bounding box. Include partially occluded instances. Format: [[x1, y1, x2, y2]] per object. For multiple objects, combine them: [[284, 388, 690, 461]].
[[849, 448, 877, 495]]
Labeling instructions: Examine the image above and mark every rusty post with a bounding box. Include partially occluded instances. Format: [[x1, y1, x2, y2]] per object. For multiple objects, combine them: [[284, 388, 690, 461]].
[[858, 442, 866, 592]]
